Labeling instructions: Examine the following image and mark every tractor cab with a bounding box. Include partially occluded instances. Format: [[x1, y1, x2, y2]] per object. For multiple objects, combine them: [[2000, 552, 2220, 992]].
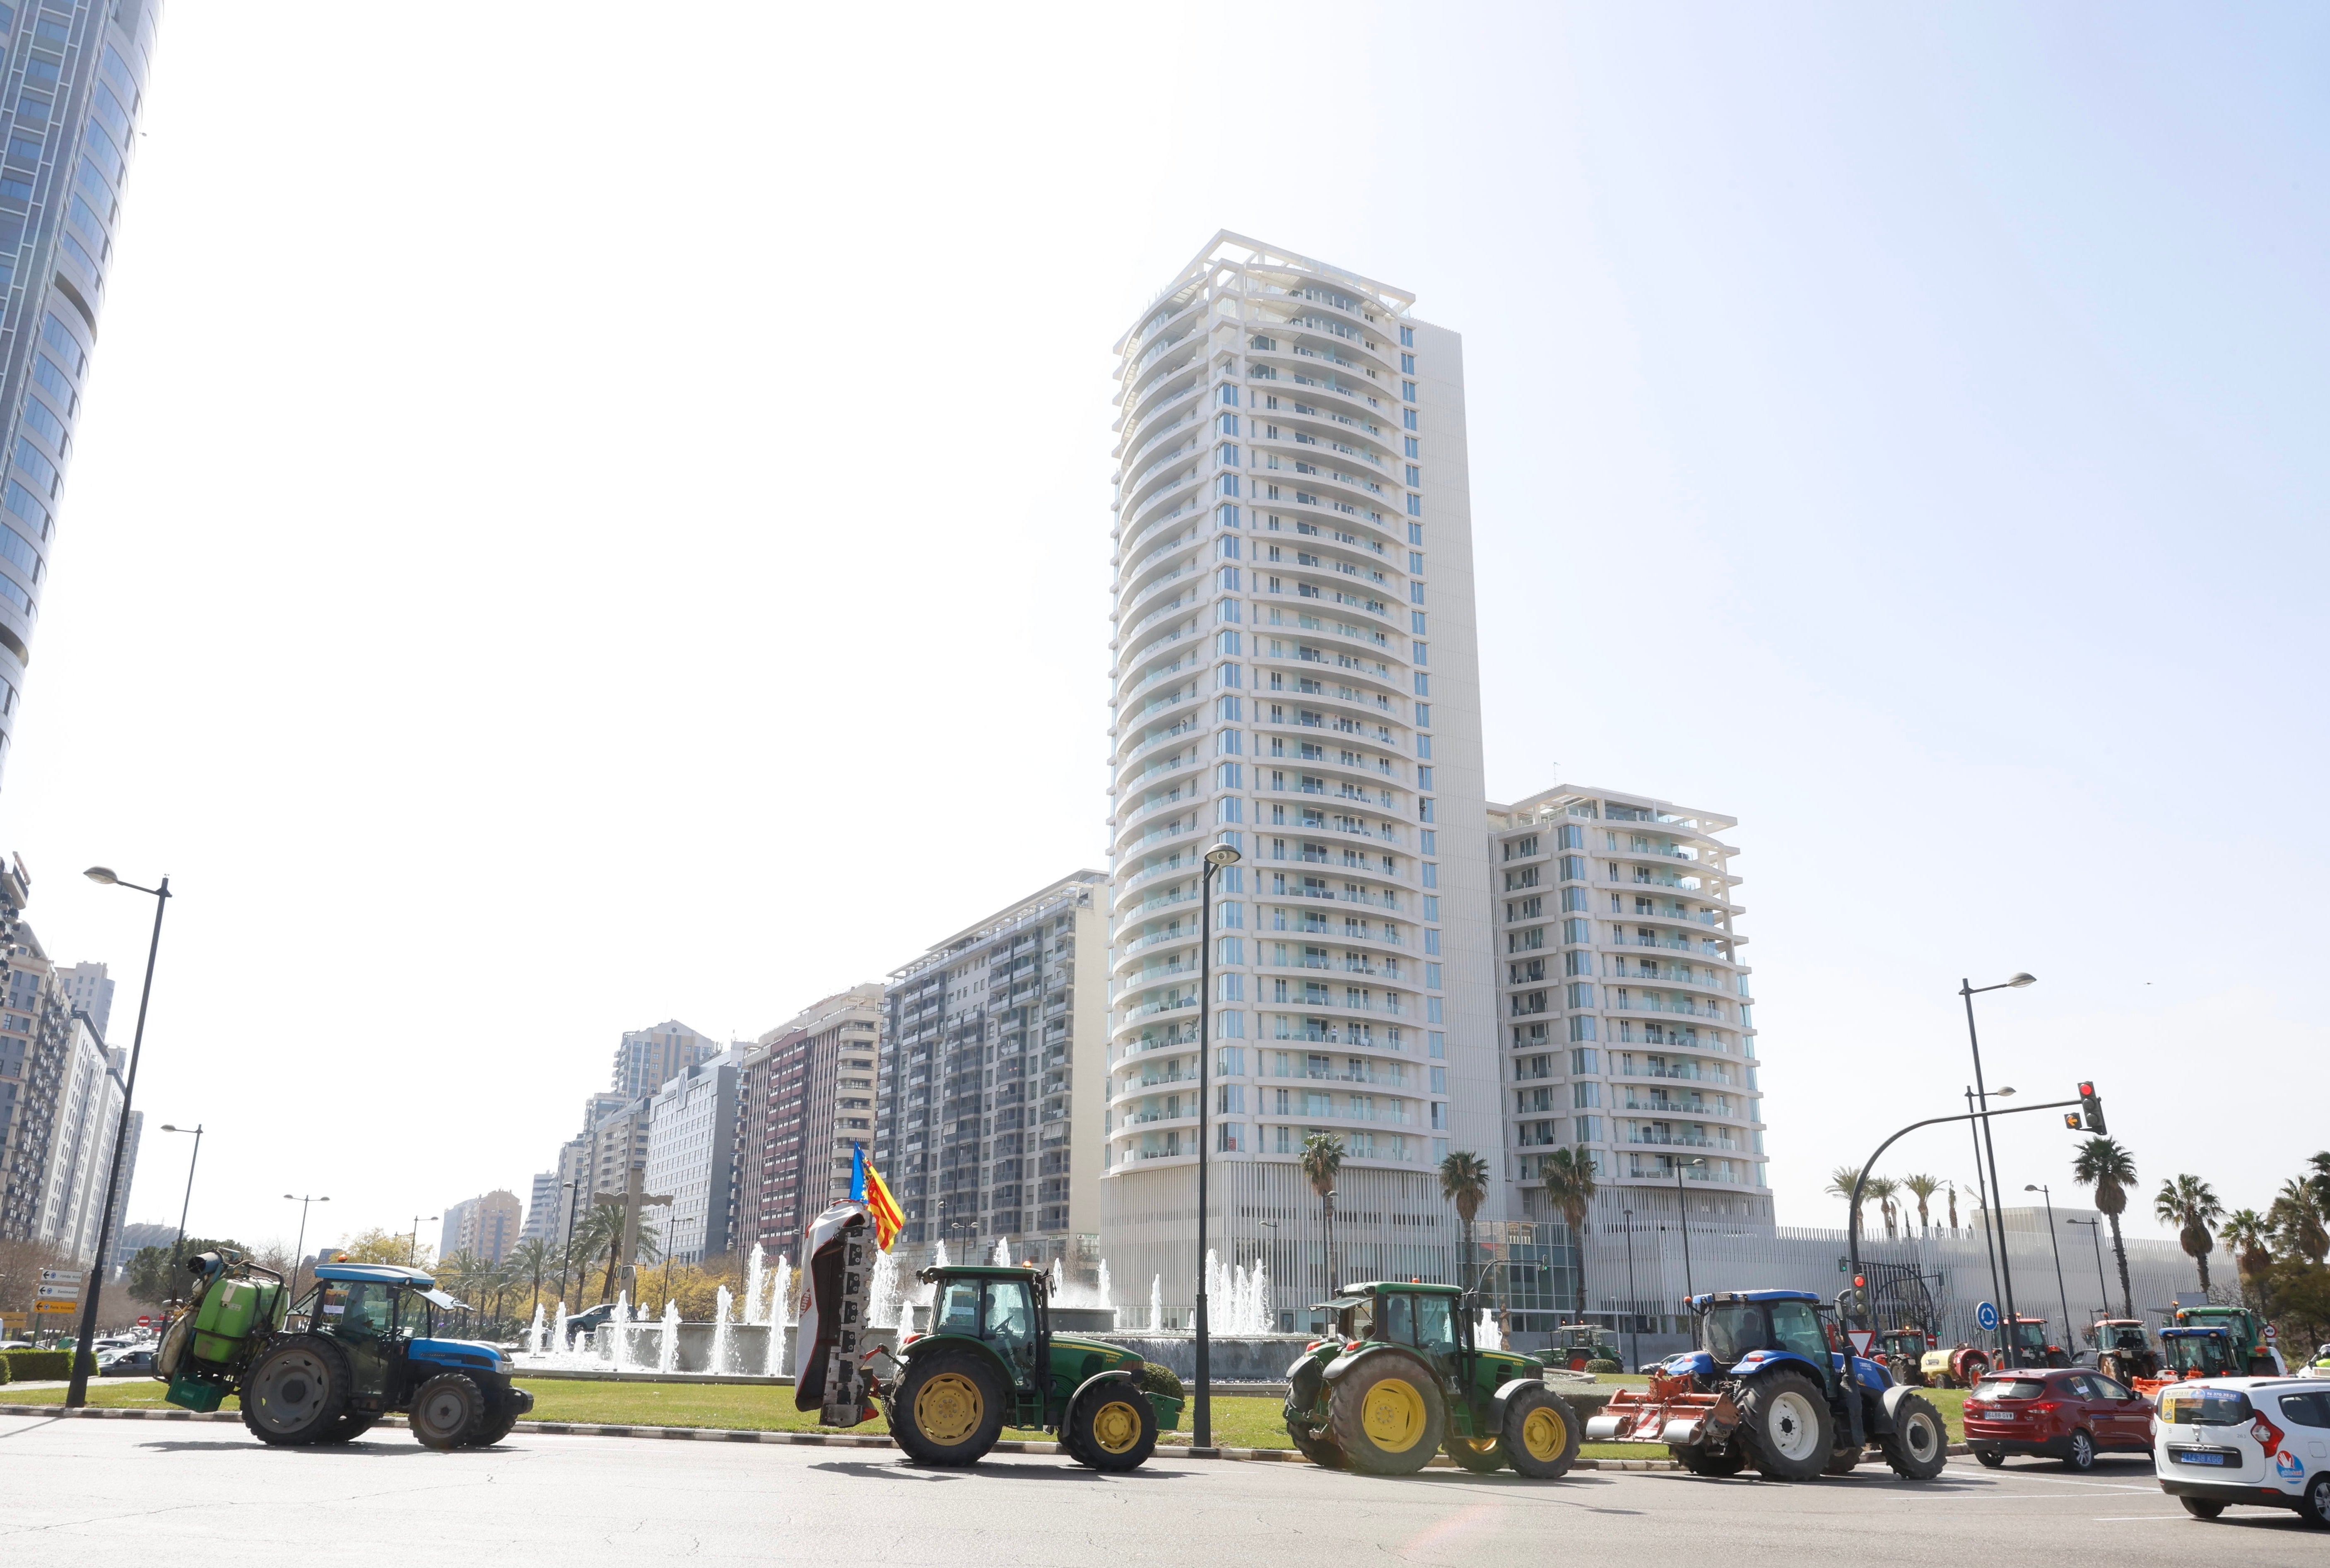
[[1543, 1321, 1617, 1371], [2160, 1327, 2241, 1380], [1880, 1327, 1930, 1361], [917, 1265, 1048, 1394], [2087, 1319, 2149, 1355], [1697, 1291, 1841, 1392], [286, 1264, 511, 1409], [2005, 1316, 2068, 1367]]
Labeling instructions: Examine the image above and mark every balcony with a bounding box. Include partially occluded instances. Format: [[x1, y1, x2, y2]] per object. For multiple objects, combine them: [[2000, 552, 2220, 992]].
[[1122, 993, 1196, 1022]]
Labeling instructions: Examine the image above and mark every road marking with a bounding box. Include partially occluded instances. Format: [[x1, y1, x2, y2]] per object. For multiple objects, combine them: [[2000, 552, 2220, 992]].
[[2090, 1515, 2185, 1522]]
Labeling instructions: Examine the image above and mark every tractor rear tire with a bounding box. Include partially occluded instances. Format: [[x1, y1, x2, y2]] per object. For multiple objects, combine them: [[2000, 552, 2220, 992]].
[[2097, 1354, 2122, 1385], [1067, 1385, 1157, 1472], [240, 1335, 353, 1447], [410, 1372, 487, 1451], [1445, 1435, 1507, 1473], [1825, 1445, 1863, 1474], [1880, 1392, 1949, 1480], [1500, 1385, 1580, 1479], [1735, 1371, 1835, 1483], [1673, 1443, 1747, 1477], [1328, 1354, 1446, 1475], [316, 1411, 380, 1445], [891, 1350, 1006, 1467], [1289, 1422, 1347, 1469]]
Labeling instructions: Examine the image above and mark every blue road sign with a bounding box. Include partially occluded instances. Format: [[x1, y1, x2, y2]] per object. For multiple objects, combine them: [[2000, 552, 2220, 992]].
[[1976, 1301, 2000, 1333]]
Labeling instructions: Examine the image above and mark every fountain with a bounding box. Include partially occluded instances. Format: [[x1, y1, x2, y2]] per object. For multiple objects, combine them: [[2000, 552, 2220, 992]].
[[989, 1237, 1013, 1267], [1476, 1309, 1504, 1352], [742, 1243, 766, 1326], [527, 1303, 547, 1356], [710, 1286, 734, 1373], [554, 1301, 571, 1356], [1150, 1275, 1163, 1334], [657, 1299, 680, 1373]]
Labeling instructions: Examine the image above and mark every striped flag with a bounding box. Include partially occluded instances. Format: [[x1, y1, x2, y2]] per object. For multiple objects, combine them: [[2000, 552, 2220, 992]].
[[862, 1156, 905, 1252]]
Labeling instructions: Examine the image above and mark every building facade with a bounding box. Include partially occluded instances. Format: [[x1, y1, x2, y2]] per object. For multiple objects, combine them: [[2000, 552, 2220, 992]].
[[737, 986, 880, 1258], [611, 1020, 719, 1101], [641, 1049, 739, 1266], [0, 0, 163, 783], [439, 1189, 522, 1264], [521, 1169, 558, 1243], [873, 874, 1108, 1281], [55, 959, 110, 1038], [1099, 234, 1499, 1318]]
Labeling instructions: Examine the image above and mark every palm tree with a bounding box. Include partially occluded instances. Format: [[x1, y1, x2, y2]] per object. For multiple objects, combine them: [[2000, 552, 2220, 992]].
[[1300, 1132, 1346, 1294], [1945, 1182, 1961, 1232], [2070, 1136, 2138, 1319], [1901, 1174, 1941, 1235], [1437, 1150, 1492, 1296], [1540, 1145, 1599, 1322], [1826, 1166, 1867, 1236], [2154, 1174, 2223, 1293], [2222, 1210, 2273, 1310], [1866, 1176, 1901, 1241], [510, 1236, 555, 1322], [2268, 1178, 2328, 1265], [2308, 1151, 2330, 1213]]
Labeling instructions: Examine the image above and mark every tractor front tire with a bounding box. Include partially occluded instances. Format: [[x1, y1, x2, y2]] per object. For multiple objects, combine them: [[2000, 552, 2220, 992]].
[[240, 1335, 353, 1447], [1673, 1442, 1747, 1477], [1328, 1355, 1446, 1475], [891, 1351, 1006, 1467], [410, 1372, 487, 1451], [315, 1411, 380, 1445], [469, 1399, 522, 1448], [1067, 1385, 1157, 1472], [1735, 1371, 1835, 1483], [1500, 1385, 1580, 1479], [1289, 1421, 1347, 1469], [1825, 1445, 1863, 1474], [1880, 1392, 1949, 1480], [1445, 1435, 1507, 1473]]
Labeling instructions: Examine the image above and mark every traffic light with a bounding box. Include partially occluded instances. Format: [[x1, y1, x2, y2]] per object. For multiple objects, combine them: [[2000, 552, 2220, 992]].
[[2075, 1081, 2106, 1134]]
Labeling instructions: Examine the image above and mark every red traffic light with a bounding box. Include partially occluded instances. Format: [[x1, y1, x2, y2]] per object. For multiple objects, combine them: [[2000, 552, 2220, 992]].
[[2077, 1081, 2094, 1096], [1853, 1275, 1866, 1289]]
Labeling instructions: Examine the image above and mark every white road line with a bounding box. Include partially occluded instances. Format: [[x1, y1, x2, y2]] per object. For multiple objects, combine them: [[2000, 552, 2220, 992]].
[[2090, 1515, 2185, 1522]]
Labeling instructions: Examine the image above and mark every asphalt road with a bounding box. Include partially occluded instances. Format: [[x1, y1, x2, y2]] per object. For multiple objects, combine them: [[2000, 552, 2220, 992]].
[[2, 1415, 2322, 1564]]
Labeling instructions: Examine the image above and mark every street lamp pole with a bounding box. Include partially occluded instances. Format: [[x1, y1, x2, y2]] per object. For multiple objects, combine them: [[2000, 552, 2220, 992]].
[[1192, 832, 1242, 1454], [410, 1215, 438, 1267], [1964, 1087, 2005, 1358], [1673, 1157, 1706, 1301], [1622, 1208, 1639, 1372], [2025, 1184, 2071, 1348], [285, 1194, 329, 1301], [65, 867, 171, 1409], [1960, 973, 2032, 1365], [555, 1178, 584, 1311], [159, 1122, 205, 1285], [2067, 1217, 2110, 1327]]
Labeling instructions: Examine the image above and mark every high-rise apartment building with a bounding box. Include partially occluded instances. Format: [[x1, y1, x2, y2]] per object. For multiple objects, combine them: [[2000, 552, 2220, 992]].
[[642, 1048, 739, 1266], [737, 986, 880, 1257], [1489, 787, 1769, 1230], [56, 959, 110, 1038], [1100, 235, 1499, 1318], [437, 1189, 522, 1265], [611, 1019, 719, 1101], [873, 874, 1108, 1280], [521, 1170, 558, 1243], [0, 0, 163, 782]]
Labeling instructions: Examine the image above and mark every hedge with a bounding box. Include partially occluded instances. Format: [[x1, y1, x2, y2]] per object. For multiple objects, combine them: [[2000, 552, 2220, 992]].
[[1583, 1358, 1622, 1374], [0, 1355, 10, 1385], [1, 1349, 84, 1380], [1137, 1360, 1184, 1401]]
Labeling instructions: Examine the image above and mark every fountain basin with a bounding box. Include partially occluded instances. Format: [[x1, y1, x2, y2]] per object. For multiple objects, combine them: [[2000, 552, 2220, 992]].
[[1080, 1333, 1317, 1382], [582, 1322, 900, 1375]]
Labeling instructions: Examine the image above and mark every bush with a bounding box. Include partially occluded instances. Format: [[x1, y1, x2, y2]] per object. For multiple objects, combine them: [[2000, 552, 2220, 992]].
[[0, 1355, 11, 1385], [1583, 1358, 1622, 1374], [1136, 1361, 1184, 1401], [2, 1349, 77, 1381]]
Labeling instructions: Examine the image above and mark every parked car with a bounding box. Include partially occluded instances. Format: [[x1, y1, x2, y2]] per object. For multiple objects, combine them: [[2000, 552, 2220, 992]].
[[1964, 1367, 2157, 1471], [97, 1347, 156, 1376], [2154, 1378, 2330, 1526]]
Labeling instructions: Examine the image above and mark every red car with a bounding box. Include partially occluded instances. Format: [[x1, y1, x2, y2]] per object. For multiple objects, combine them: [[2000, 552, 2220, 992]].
[[1964, 1368, 2157, 1471]]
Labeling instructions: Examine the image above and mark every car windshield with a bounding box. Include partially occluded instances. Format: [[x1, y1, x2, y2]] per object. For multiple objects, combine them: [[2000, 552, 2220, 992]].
[[2164, 1390, 2253, 1426], [1971, 1378, 2048, 1401]]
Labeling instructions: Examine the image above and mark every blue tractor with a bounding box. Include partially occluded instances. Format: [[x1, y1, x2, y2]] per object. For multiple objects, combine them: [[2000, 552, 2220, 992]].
[[163, 1253, 533, 1450], [1584, 1289, 1950, 1481]]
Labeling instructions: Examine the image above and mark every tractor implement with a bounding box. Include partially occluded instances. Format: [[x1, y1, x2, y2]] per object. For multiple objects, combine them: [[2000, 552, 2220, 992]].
[[1586, 1373, 1738, 1450]]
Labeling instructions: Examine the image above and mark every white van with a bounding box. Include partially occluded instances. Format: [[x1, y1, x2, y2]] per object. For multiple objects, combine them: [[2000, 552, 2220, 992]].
[[2153, 1378, 2330, 1527]]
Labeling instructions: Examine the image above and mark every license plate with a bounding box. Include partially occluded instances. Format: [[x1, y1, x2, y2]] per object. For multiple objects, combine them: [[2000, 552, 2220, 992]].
[[2175, 1452, 2228, 1466]]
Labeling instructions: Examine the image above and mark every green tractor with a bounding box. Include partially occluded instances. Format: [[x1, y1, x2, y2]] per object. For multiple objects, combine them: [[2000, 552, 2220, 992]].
[[1539, 1321, 1619, 1372], [1283, 1281, 1583, 1477], [872, 1265, 1181, 1469]]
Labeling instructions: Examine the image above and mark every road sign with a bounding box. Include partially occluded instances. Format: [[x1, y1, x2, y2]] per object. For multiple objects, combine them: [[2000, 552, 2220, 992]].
[[137, 1315, 153, 1328], [1976, 1301, 2000, 1332], [32, 1299, 76, 1315], [1847, 1330, 1879, 1356], [2265, 1323, 2278, 1342], [38, 1268, 82, 1284], [35, 1282, 80, 1300]]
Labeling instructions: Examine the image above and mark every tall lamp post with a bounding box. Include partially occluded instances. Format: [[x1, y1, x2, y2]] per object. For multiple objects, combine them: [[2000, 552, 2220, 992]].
[[1960, 972, 2033, 1365], [410, 1214, 439, 1267], [554, 1178, 585, 1310], [64, 867, 171, 1410], [286, 1194, 330, 1300], [1621, 1207, 1640, 1372], [1191, 831, 1242, 1453], [2024, 1184, 2072, 1348], [1672, 1156, 1706, 1300], [2066, 1217, 2111, 1328], [159, 1122, 204, 1302]]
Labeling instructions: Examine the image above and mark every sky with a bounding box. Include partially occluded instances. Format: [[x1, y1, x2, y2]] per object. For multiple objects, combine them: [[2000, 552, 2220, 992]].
[[2, 2, 2323, 1257]]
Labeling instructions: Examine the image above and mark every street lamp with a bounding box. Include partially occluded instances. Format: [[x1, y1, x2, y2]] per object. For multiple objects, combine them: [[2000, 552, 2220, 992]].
[[410, 1214, 438, 1267], [1673, 1156, 1707, 1299], [1192, 831, 1242, 1454], [64, 867, 172, 1410], [1959, 973, 2032, 1365], [159, 1122, 204, 1300], [2066, 1217, 2110, 1327], [554, 1177, 586, 1311], [285, 1194, 330, 1302], [2025, 1185, 2072, 1348], [1621, 1207, 1640, 1372]]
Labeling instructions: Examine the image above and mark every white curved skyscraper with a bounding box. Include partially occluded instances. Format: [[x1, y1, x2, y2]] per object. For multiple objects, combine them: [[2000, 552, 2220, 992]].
[[1100, 234, 1497, 1325]]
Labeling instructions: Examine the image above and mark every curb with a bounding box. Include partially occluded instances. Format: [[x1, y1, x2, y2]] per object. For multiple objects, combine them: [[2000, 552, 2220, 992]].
[[0, 1404, 1674, 1466]]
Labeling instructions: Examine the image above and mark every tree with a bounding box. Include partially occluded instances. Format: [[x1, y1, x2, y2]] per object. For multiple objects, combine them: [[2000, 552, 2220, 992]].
[[1901, 1174, 1941, 1235], [2222, 1211, 2273, 1310], [1437, 1150, 1491, 1295], [2154, 1174, 2223, 1293], [2070, 1137, 2138, 1319], [2269, 1178, 2328, 1265], [1826, 1166, 1867, 1236], [2308, 1152, 2330, 1214], [1300, 1132, 1345, 1294], [337, 1227, 434, 1269], [1866, 1176, 1901, 1241], [1945, 1182, 1961, 1232], [1540, 1145, 1599, 1322], [125, 1237, 248, 1307], [509, 1236, 555, 1322]]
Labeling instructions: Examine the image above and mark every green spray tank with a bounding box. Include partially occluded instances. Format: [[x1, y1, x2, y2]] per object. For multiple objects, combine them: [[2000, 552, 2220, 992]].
[[155, 1250, 287, 1411]]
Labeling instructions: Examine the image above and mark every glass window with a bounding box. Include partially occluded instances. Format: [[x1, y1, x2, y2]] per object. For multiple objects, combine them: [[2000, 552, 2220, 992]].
[[2163, 1389, 2253, 1426], [31, 356, 73, 412], [982, 1280, 1036, 1375], [1381, 1291, 1413, 1345], [2089, 1373, 2132, 1400], [41, 313, 83, 374], [338, 1281, 397, 1338], [6, 479, 49, 538], [14, 438, 57, 496], [1413, 1294, 1455, 1357], [20, 397, 65, 451], [395, 1288, 433, 1337], [5, 135, 40, 164], [2279, 1392, 2330, 1430], [1769, 1301, 1828, 1363], [934, 1281, 980, 1335], [0, 519, 41, 580]]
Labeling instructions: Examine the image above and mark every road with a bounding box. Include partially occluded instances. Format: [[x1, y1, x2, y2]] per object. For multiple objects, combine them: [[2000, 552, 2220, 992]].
[[1, 1415, 2321, 1563]]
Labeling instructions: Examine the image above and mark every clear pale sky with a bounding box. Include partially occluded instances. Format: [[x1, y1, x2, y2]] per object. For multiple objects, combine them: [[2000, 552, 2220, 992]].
[[3, 4, 2320, 1257]]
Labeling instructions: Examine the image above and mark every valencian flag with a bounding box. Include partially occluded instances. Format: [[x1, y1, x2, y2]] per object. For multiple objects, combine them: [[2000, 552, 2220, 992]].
[[849, 1144, 904, 1252]]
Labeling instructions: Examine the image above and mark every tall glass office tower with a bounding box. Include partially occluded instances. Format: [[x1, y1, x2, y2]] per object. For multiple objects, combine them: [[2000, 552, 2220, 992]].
[[0, 0, 160, 780], [1100, 234, 1500, 1327]]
